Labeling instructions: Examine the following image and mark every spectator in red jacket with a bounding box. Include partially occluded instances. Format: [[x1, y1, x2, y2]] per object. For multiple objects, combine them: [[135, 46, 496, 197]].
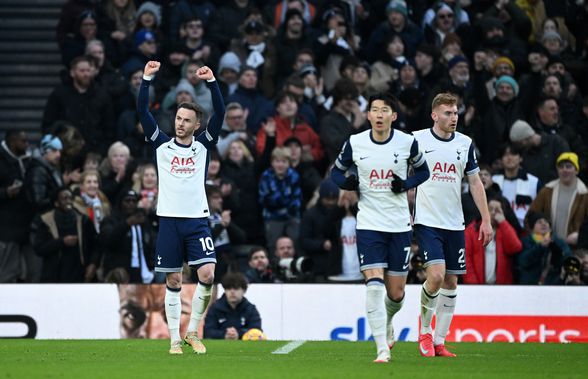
[[463, 196, 522, 284]]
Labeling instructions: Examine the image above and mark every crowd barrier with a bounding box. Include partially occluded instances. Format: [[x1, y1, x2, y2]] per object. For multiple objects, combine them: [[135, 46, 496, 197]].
[[1, 284, 586, 342]]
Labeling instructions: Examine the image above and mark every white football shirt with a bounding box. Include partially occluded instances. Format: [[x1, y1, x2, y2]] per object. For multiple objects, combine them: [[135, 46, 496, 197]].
[[413, 128, 479, 230], [335, 129, 425, 232]]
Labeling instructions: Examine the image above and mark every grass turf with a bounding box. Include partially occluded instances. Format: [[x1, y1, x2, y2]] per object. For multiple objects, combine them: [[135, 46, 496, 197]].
[[0, 340, 586, 379]]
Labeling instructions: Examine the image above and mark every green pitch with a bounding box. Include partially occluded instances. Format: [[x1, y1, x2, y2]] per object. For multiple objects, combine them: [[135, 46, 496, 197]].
[[1, 340, 586, 379]]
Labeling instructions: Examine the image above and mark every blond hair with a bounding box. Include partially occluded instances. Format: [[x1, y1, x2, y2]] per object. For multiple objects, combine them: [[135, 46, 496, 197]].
[[431, 92, 458, 110], [271, 146, 291, 162]]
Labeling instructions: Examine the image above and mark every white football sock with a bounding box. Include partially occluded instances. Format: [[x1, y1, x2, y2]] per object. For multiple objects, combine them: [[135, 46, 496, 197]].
[[366, 280, 387, 354], [165, 286, 181, 343], [420, 282, 439, 335], [384, 294, 404, 344], [187, 281, 212, 333], [434, 288, 457, 346]]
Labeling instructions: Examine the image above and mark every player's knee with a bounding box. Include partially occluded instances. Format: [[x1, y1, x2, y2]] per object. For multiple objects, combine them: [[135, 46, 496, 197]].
[[197, 265, 214, 285], [166, 272, 182, 288], [427, 271, 445, 289]]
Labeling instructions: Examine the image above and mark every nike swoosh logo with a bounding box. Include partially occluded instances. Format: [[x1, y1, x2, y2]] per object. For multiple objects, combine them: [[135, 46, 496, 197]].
[[443, 304, 455, 308], [419, 344, 429, 355], [425, 150, 434, 153], [402, 264, 409, 270], [168, 304, 177, 307], [205, 251, 214, 256], [359, 156, 369, 160], [459, 264, 466, 268]]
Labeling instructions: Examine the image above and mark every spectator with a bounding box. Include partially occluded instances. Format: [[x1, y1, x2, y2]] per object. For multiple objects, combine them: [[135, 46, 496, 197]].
[[98, 141, 134, 204], [364, 0, 424, 63], [283, 137, 321, 209], [180, 16, 218, 70], [152, 43, 190, 103], [100, 190, 155, 284], [299, 180, 343, 281], [133, 1, 162, 35], [0, 131, 32, 283], [327, 189, 362, 282], [314, 7, 359, 91], [271, 235, 310, 282], [414, 44, 443, 91], [273, 9, 315, 87], [216, 102, 255, 159], [230, 18, 277, 99], [157, 77, 199, 135], [530, 152, 588, 247], [205, 151, 239, 213], [518, 211, 571, 285], [73, 169, 111, 233], [85, 39, 127, 109], [267, 0, 316, 29], [206, 185, 247, 283], [208, 0, 255, 52], [30, 187, 98, 283], [25, 135, 65, 215], [244, 246, 276, 283], [42, 56, 115, 155], [477, 12, 529, 69], [217, 52, 242, 100], [95, 0, 136, 67], [319, 78, 364, 165], [168, 0, 215, 43], [61, 10, 98, 67], [204, 272, 262, 340], [423, 2, 470, 51], [492, 143, 541, 228], [256, 91, 324, 163], [474, 74, 525, 165], [226, 66, 274, 133], [56, 0, 99, 49], [463, 196, 522, 284], [509, 119, 569, 184], [132, 163, 158, 217], [221, 140, 262, 244], [121, 29, 159, 78], [259, 147, 302, 253]]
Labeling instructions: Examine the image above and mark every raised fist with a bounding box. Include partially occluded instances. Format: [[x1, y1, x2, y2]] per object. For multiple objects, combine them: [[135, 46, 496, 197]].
[[196, 66, 214, 81], [144, 61, 161, 76]]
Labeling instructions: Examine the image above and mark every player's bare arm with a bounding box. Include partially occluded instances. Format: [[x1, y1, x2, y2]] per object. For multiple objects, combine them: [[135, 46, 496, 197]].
[[468, 173, 493, 246], [144, 61, 161, 76]]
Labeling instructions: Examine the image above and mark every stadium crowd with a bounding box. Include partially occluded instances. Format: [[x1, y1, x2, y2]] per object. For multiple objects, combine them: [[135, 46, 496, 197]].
[[1, 0, 588, 286]]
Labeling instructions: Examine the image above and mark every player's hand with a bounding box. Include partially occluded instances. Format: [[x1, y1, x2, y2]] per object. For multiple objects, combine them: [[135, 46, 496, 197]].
[[478, 219, 493, 246], [340, 175, 359, 191], [196, 66, 214, 81], [144, 61, 161, 76], [391, 174, 406, 193]]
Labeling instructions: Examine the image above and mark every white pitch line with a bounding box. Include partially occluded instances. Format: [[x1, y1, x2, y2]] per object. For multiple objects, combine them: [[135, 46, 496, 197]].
[[271, 340, 306, 355]]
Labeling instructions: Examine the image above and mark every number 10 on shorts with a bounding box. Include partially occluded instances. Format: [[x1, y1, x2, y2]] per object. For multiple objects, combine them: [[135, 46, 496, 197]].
[[199, 237, 214, 252]]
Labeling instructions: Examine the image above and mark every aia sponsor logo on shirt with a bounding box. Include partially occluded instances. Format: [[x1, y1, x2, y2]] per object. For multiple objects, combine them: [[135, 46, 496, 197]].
[[170, 156, 196, 176], [369, 169, 393, 190], [431, 162, 457, 183]]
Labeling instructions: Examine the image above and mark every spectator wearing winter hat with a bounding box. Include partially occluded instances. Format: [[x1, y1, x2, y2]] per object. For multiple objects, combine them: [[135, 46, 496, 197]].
[[510, 119, 569, 184], [273, 8, 315, 88], [25, 135, 64, 216], [121, 29, 158, 78], [156, 78, 200, 135], [530, 152, 588, 247], [424, 3, 470, 52], [134, 1, 161, 34], [60, 10, 99, 68], [517, 211, 572, 284], [364, 0, 424, 63], [299, 179, 344, 281], [217, 51, 242, 99]]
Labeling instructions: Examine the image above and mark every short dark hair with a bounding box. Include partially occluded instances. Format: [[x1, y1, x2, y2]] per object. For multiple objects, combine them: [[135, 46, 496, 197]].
[[368, 93, 398, 112], [5, 130, 24, 143], [331, 78, 359, 106], [69, 55, 92, 69], [221, 272, 248, 290], [248, 246, 269, 261], [52, 187, 72, 204], [177, 102, 204, 123], [275, 91, 297, 106], [498, 143, 521, 157], [205, 184, 222, 198]]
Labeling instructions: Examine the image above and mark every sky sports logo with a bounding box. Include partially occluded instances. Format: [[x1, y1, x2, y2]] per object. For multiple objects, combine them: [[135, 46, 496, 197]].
[[443, 315, 588, 343]]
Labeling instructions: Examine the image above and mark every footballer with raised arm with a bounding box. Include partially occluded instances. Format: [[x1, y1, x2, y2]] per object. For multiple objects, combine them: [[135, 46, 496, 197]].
[[413, 92, 492, 358], [331, 93, 430, 363], [138, 60, 225, 355]]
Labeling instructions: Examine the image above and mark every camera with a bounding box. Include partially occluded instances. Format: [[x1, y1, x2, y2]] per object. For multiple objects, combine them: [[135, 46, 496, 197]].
[[278, 257, 313, 280]]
